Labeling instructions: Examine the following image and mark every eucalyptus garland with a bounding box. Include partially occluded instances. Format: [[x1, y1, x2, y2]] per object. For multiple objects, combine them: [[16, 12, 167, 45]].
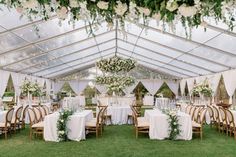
[[163, 109, 181, 140], [191, 80, 213, 97], [96, 56, 136, 73], [0, 0, 235, 37], [57, 109, 73, 142], [96, 76, 135, 86]]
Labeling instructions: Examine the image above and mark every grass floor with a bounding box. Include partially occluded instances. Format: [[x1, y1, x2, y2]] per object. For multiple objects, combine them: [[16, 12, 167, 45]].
[[0, 125, 236, 157]]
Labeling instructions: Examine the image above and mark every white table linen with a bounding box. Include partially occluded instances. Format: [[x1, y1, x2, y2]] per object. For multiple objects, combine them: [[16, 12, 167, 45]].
[[44, 110, 93, 142], [98, 96, 135, 106], [0, 111, 7, 123], [144, 109, 192, 140], [143, 96, 154, 106]]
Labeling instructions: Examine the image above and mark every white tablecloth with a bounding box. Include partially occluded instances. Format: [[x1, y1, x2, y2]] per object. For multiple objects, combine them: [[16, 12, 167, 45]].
[[98, 96, 135, 106], [44, 110, 93, 142], [0, 111, 7, 123], [144, 109, 192, 140], [143, 96, 154, 106]]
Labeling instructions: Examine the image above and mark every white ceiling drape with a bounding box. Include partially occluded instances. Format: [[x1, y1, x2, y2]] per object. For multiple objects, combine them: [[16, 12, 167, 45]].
[[180, 79, 187, 96], [95, 85, 107, 94], [186, 78, 195, 95], [68, 80, 89, 95], [207, 73, 221, 96], [141, 79, 164, 95], [165, 80, 179, 96], [222, 70, 236, 104], [46, 79, 52, 95], [54, 81, 65, 94], [11, 72, 26, 97], [123, 81, 140, 95], [0, 70, 10, 97]]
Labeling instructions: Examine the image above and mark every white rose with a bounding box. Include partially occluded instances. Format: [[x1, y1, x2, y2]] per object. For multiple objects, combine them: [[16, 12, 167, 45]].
[[178, 4, 197, 17], [174, 129, 177, 132], [69, 0, 79, 8], [166, 0, 178, 12], [97, 1, 109, 10], [138, 7, 150, 16], [56, 7, 68, 20], [59, 130, 65, 135], [60, 119, 64, 123], [114, 1, 127, 16], [22, 0, 39, 10], [173, 122, 177, 125]]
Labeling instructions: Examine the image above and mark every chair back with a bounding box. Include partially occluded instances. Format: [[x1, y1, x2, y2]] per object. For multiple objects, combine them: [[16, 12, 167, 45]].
[[193, 107, 201, 122], [219, 107, 227, 125], [5, 108, 14, 127], [22, 105, 29, 120], [96, 107, 105, 126], [38, 106, 46, 120], [190, 106, 196, 120], [225, 109, 235, 128], [33, 107, 42, 122], [207, 105, 214, 121], [185, 105, 191, 114], [28, 108, 37, 126], [132, 108, 138, 127], [15, 106, 23, 123], [199, 108, 207, 125], [212, 106, 220, 123], [42, 105, 50, 115]]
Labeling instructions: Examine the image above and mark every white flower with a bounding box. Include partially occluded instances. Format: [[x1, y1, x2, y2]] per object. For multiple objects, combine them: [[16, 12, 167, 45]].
[[69, 0, 79, 8], [174, 129, 177, 132], [166, 0, 178, 12], [97, 1, 109, 10], [152, 13, 161, 21], [59, 130, 65, 135], [114, 1, 127, 16], [60, 119, 64, 123], [56, 7, 68, 20], [22, 0, 39, 10], [173, 122, 177, 125], [138, 7, 151, 16], [178, 4, 197, 17]]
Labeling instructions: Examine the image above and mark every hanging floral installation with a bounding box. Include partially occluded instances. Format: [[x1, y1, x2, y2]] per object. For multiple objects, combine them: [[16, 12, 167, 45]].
[[96, 56, 136, 94], [191, 79, 213, 97], [1, 0, 235, 36]]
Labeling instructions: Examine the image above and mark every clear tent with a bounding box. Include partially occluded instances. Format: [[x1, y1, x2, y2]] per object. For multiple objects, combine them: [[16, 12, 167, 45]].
[[1, 4, 236, 80]]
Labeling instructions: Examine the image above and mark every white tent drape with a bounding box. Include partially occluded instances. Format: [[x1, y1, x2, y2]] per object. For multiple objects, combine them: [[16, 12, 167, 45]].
[[37, 77, 45, 87], [165, 80, 179, 97], [141, 79, 164, 95], [222, 70, 236, 104], [95, 85, 107, 94], [54, 81, 65, 94], [124, 81, 139, 95], [195, 76, 207, 84], [11, 72, 26, 101], [180, 79, 187, 96], [46, 79, 52, 95], [207, 74, 221, 96], [186, 78, 195, 95], [68, 80, 89, 95], [0, 70, 10, 97]]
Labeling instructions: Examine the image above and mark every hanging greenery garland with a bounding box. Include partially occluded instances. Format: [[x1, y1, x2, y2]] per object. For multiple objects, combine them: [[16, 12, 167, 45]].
[[0, 0, 235, 37], [191, 79, 213, 97], [57, 109, 73, 142], [96, 56, 136, 73]]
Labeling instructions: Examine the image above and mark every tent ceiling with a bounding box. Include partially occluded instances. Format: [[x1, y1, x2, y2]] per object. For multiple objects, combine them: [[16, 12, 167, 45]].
[[0, 5, 236, 80]]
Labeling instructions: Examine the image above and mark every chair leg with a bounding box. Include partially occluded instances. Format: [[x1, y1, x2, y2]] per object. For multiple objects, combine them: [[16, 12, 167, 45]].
[[136, 128, 138, 139], [30, 129, 32, 140], [5, 129, 7, 140]]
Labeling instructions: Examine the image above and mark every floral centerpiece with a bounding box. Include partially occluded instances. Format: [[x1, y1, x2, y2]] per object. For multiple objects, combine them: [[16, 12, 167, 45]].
[[191, 80, 213, 97], [57, 109, 73, 142], [20, 79, 42, 97], [162, 109, 181, 140], [96, 56, 136, 73], [0, 0, 235, 37]]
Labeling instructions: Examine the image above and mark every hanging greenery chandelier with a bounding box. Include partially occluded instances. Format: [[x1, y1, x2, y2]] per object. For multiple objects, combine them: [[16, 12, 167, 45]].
[[1, 0, 235, 36]]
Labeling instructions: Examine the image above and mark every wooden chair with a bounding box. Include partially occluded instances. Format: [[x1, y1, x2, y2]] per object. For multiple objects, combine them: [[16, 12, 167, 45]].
[[189, 106, 196, 120], [85, 106, 106, 138], [131, 107, 149, 139], [33, 107, 42, 122], [28, 108, 44, 140], [207, 105, 215, 127], [127, 100, 136, 124], [20, 105, 29, 129], [38, 106, 46, 120], [98, 101, 112, 125], [218, 107, 228, 134], [192, 108, 207, 140], [212, 106, 220, 131], [185, 105, 192, 114], [0, 108, 14, 139], [42, 105, 50, 115], [225, 109, 236, 139], [11, 106, 23, 132]]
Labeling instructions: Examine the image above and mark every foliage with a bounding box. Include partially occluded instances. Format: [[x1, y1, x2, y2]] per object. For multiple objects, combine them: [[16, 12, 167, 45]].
[[3, 92, 15, 97], [162, 109, 181, 140], [20, 79, 42, 97], [156, 82, 175, 98], [57, 109, 73, 142], [0, 0, 235, 37], [191, 79, 213, 97]]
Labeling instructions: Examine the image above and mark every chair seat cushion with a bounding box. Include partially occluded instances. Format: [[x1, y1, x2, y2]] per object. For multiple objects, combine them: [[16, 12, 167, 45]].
[[32, 121, 44, 128], [192, 121, 201, 127], [86, 120, 97, 127], [0, 123, 10, 127], [137, 119, 149, 127]]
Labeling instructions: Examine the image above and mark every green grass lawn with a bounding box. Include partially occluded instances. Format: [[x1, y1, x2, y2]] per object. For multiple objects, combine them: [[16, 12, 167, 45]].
[[0, 125, 235, 157]]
